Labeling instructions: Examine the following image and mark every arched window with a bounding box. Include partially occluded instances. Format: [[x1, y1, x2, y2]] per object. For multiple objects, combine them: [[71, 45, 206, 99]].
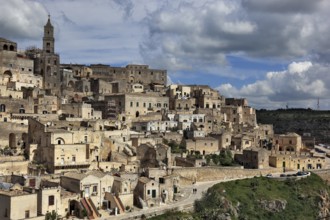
[[3, 44, 8, 50], [0, 104, 6, 112], [9, 45, 14, 51], [55, 138, 65, 145]]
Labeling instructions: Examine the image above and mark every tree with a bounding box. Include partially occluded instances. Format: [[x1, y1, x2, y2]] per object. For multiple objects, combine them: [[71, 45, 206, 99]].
[[45, 210, 59, 220], [219, 150, 233, 166]]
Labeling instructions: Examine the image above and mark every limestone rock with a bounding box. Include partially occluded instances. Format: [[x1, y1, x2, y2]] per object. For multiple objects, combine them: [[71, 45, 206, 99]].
[[318, 189, 330, 219], [259, 199, 287, 212]]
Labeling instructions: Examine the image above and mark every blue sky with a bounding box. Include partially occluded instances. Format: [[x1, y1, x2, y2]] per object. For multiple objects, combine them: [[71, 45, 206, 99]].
[[1, 0, 330, 109]]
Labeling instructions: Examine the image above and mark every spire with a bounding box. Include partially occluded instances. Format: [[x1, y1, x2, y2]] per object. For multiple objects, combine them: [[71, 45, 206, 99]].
[[45, 14, 53, 27], [43, 14, 54, 53]]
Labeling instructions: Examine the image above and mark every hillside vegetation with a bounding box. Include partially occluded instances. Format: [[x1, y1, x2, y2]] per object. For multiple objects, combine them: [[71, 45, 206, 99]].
[[256, 109, 330, 143], [150, 173, 330, 220]]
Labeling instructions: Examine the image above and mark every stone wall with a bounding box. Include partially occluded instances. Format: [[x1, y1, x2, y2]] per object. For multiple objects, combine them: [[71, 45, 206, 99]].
[[171, 166, 282, 185], [0, 122, 28, 147], [0, 160, 29, 175]]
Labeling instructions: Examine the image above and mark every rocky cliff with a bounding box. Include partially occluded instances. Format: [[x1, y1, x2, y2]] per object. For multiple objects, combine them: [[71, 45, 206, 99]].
[[256, 109, 330, 143]]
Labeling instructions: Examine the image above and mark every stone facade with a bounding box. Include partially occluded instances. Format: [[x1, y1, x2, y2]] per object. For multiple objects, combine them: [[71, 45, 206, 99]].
[[105, 93, 169, 121], [0, 189, 38, 220], [269, 152, 325, 171], [186, 137, 219, 155], [273, 132, 302, 152]]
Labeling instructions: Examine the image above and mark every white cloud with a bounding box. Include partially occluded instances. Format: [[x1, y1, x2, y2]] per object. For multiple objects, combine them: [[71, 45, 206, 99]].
[[0, 0, 47, 40], [141, 0, 330, 75], [217, 61, 330, 109], [2, 0, 330, 110], [288, 61, 312, 74]]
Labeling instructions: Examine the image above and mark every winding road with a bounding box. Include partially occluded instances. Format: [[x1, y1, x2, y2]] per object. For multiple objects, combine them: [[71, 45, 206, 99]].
[[102, 178, 243, 220]]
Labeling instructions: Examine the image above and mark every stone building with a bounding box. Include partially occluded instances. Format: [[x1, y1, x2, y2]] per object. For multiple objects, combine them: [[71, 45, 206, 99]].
[[26, 16, 61, 96], [210, 131, 232, 150], [90, 64, 167, 92], [28, 118, 91, 173], [0, 188, 38, 220], [137, 143, 171, 168], [238, 147, 269, 169], [34, 94, 59, 114], [131, 120, 178, 132], [104, 93, 169, 121], [134, 177, 160, 208], [60, 171, 114, 211], [186, 137, 219, 155], [273, 132, 302, 152], [168, 85, 225, 111], [90, 78, 124, 95], [269, 151, 325, 171], [61, 102, 102, 120]]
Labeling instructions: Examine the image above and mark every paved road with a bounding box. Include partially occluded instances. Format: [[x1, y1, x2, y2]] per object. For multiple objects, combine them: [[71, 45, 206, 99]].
[[101, 178, 244, 220]]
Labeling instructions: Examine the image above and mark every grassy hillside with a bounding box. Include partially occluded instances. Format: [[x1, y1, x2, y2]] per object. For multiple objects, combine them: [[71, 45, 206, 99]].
[[256, 109, 330, 143], [150, 173, 330, 220]]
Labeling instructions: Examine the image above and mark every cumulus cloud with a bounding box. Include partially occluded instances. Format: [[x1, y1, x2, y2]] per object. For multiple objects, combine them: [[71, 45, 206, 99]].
[[217, 61, 330, 109], [0, 0, 48, 40], [140, 0, 330, 74]]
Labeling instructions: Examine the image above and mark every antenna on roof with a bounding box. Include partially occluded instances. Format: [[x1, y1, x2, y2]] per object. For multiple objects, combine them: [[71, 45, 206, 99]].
[[317, 98, 320, 110]]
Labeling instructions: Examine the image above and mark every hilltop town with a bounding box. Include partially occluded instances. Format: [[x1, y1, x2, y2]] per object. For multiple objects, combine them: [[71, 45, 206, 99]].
[[0, 17, 327, 220]]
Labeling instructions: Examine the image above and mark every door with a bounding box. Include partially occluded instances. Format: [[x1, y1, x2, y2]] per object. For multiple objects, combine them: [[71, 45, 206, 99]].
[[85, 187, 90, 197], [152, 189, 156, 198]]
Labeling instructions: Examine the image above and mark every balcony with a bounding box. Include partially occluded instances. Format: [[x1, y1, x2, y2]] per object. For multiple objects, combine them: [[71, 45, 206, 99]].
[[54, 161, 90, 170]]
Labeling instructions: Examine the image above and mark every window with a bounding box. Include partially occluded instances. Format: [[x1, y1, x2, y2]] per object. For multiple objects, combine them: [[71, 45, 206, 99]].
[[49, 195, 55, 205], [93, 186, 97, 193], [136, 102, 139, 107], [72, 155, 76, 162], [147, 190, 150, 195], [84, 136, 88, 143], [25, 210, 30, 218], [130, 102, 133, 107], [143, 103, 146, 107]]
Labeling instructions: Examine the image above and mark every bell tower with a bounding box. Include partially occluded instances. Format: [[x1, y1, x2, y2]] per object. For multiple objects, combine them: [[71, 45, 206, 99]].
[[43, 15, 54, 53]]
